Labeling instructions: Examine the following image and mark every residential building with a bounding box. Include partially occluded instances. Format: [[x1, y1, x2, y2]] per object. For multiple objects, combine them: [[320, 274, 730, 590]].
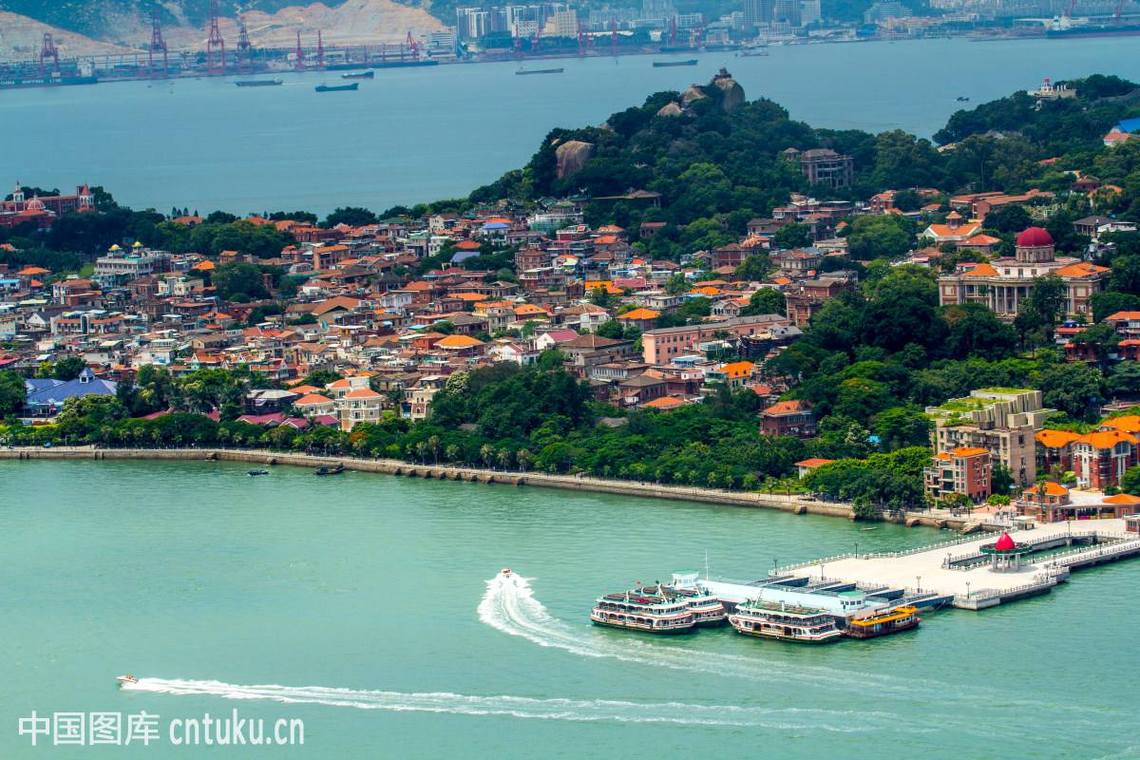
[[924, 447, 992, 503], [759, 399, 816, 437], [926, 388, 1052, 486], [641, 314, 789, 364], [798, 149, 854, 190]]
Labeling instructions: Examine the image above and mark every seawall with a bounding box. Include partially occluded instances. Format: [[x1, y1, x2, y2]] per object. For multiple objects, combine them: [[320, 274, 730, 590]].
[[1, 446, 967, 529]]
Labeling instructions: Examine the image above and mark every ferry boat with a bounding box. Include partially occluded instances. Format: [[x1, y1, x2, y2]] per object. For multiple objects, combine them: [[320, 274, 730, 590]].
[[845, 605, 920, 639], [728, 599, 843, 643], [652, 59, 698, 67], [315, 83, 359, 93], [591, 591, 695, 634]]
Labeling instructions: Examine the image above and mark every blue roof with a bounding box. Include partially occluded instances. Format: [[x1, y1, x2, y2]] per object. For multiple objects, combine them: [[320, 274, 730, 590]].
[[1118, 117, 1140, 134], [25, 369, 117, 409], [481, 222, 509, 230]]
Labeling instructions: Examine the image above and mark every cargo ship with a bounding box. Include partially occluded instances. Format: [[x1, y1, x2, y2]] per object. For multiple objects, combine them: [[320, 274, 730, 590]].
[[653, 59, 698, 67], [235, 79, 283, 87], [342, 70, 375, 79], [516, 67, 564, 75], [0, 75, 98, 90], [1046, 22, 1140, 38], [315, 82, 359, 93]]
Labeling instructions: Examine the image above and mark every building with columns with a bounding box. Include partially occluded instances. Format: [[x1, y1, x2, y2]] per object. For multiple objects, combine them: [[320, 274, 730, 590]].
[[937, 226, 1110, 319]]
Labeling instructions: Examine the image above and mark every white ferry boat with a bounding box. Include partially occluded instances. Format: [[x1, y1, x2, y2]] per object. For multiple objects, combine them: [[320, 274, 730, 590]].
[[591, 591, 695, 634], [728, 599, 843, 643]]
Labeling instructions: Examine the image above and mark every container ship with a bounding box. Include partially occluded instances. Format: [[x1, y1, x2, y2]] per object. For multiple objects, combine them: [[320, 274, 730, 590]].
[[0, 75, 98, 90], [653, 59, 698, 67]]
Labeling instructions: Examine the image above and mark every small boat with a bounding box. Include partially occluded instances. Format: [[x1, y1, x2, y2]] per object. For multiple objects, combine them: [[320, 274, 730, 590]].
[[315, 463, 346, 476], [956, 96, 970, 102], [652, 59, 698, 67], [501, 568, 512, 577], [116, 675, 138, 687], [235, 79, 283, 87], [315, 82, 359, 93], [738, 47, 769, 57], [342, 70, 375, 79], [728, 599, 843, 643], [516, 67, 564, 75], [591, 590, 695, 634], [845, 605, 920, 639], [247, 469, 270, 477]]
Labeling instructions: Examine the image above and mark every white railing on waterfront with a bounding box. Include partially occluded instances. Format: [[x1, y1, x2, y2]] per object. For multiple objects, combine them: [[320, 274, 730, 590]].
[[961, 572, 1062, 603], [771, 532, 1001, 576], [938, 530, 1114, 569]]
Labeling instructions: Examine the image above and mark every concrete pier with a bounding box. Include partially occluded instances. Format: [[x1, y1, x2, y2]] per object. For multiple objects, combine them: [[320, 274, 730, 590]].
[[771, 520, 1140, 610]]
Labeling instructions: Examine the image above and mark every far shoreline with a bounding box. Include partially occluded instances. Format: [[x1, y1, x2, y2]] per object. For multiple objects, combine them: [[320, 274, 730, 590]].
[[0, 445, 983, 532]]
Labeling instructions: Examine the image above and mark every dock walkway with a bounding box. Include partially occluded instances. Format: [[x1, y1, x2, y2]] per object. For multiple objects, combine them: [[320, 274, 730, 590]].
[[771, 520, 1139, 610]]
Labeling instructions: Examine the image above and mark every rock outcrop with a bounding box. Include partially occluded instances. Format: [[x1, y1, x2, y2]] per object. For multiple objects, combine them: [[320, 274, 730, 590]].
[[555, 140, 595, 179], [655, 101, 684, 118]]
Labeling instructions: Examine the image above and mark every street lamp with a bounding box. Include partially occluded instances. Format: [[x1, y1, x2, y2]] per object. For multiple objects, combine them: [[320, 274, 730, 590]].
[[916, 575, 922, 593], [966, 581, 971, 600], [854, 541, 859, 559]]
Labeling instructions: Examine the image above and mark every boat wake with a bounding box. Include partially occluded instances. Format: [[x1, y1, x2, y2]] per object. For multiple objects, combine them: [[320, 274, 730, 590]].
[[477, 571, 915, 694], [477, 573, 1126, 737], [120, 678, 870, 730]]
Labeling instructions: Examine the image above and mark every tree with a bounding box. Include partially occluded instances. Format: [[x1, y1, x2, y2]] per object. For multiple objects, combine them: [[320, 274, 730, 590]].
[[773, 223, 812, 250], [845, 215, 913, 261], [872, 406, 931, 451], [741, 288, 786, 316], [51, 355, 86, 381], [323, 207, 377, 228], [1122, 464, 1140, 497], [1091, 291, 1140, 322], [212, 262, 268, 302], [1038, 362, 1104, 420], [982, 205, 1032, 235], [0, 370, 26, 416], [735, 253, 773, 281], [941, 303, 1019, 360], [1108, 361, 1140, 398]]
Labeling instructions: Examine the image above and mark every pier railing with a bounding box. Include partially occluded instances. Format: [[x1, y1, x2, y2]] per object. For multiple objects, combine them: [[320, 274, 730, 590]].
[[940, 531, 1135, 569], [1040, 537, 1140, 568], [771, 532, 1000, 575], [959, 571, 1062, 604]]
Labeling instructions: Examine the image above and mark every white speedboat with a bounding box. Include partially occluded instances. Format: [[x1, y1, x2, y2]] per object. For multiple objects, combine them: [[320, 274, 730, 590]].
[[116, 674, 138, 687], [500, 567, 512, 577]]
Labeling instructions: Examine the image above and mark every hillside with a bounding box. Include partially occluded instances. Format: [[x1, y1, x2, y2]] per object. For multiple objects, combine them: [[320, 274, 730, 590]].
[[0, 0, 443, 56]]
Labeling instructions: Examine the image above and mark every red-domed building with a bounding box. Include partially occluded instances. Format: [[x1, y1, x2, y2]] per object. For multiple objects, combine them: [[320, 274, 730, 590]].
[[938, 225, 1110, 318]]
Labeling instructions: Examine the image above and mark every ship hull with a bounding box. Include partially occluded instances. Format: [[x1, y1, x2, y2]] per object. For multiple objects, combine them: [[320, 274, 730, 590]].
[[591, 618, 694, 634]]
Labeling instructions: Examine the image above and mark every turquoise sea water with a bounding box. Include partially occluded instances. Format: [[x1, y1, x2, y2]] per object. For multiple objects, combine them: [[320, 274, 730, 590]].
[[2, 460, 1138, 758], [3, 37, 1140, 215]]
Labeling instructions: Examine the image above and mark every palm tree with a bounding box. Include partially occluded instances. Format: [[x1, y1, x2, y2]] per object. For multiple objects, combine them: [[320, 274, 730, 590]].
[[480, 443, 495, 469]]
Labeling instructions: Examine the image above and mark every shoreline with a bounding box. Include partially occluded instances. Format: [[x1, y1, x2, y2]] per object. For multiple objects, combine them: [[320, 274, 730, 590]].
[[0, 446, 978, 530]]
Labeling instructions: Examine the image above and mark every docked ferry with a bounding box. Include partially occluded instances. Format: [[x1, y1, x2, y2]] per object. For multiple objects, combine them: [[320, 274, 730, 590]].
[[591, 591, 695, 634], [845, 605, 920, 639], [728, 599, 843, 643]]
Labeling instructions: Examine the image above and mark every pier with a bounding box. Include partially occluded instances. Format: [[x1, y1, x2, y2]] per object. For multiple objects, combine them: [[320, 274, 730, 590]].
[[764, 520, 1140, 611]]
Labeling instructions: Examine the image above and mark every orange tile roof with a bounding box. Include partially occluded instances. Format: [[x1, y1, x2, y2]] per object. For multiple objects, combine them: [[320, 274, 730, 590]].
[[1105, 312, 1140, 322], [1026, 481, 1069, 496], [1102, 415, 1140, 434], [435, 334, 485, 349], [763, 400, 809, 416], [1036, 429, 1081, 448], [795, 458, 835, 468], [1055, 262, 1109, 278], [1076, 430, 1137, 449], [951, 447, 989, 457], [1103, 493, 1140, 504], [345, 388, 382, 399], [618, 308, 661, 321], [717, 361, 755, 379], [963, 262, 999, 278], [294, 393, 333, 405], [643, 396, 686, 410]]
